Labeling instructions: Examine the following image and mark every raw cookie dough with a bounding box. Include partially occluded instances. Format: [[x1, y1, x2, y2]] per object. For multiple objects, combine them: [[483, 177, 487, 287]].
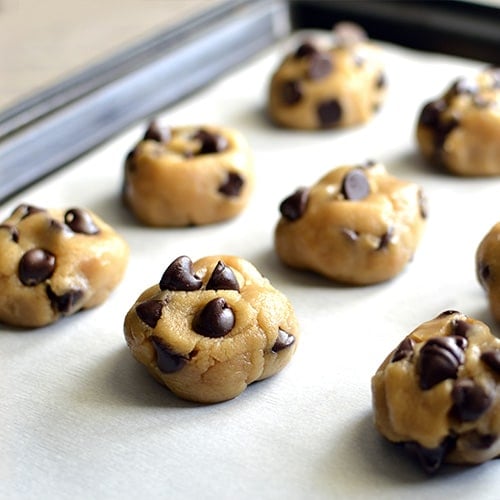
[[123, 255, 299, 403], [0, 204, 129, 328], [268, 23, 387, 129], [123, 121, 254, 226], [476, 221, 500, 321], [274, 162, 427, 285], [372, 310, 500, 473], [416, 67, 500, 176]]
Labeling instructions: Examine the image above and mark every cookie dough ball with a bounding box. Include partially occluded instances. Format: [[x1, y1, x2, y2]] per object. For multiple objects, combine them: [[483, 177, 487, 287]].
[[123, 121, 254, 226], [274, 162, 427, 285], [124, 255, 299, 403], [416, 67, 500, 176], [0, 204, 129, 328], [476, 221, 500, 321], [372, 310, 500, 473], [268, 23, 387, 129]]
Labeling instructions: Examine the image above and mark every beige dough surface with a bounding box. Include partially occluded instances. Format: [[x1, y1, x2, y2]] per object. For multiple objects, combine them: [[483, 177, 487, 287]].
[[123, 255, 299, 404], [267, 29, 386, 130], [476, 221, 500, 321], [0, 204, 129, 328], [123, 123, 254, 226], [416, 67, 500, 176], [372, 311, 500, 473], [274, 162, 427, 285]]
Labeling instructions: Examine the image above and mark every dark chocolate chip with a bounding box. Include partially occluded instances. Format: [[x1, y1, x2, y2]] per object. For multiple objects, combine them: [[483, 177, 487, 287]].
[[279, 188, 309, 221], [193, 129, 228, 154], [272, 328, 295, 353], [206, 261, 240, 291], [13, 204, 46, 220], [451, 379, 492, 422], [136, 299, 165, 328], [0, 224, 19, 243], [377, 226, 394, 250], [404, 435, 456, 474], [64, 208, 100, 235], [418, 100, 446, 128], [375, 72, 386, 89], [447, 78, 478, 99], [317, 99, 342, 127], [151, 336, 187, 373], [294, 41, 319, 58], [478, 262, 490, 288], [341, 169, 370, 200], [391, 337, 414, 362], [46, 285, 84, 313], [18, 248, 56, 286], [144, 121, 170, 143], [308, 53, 332, 80], [193, 298, 235, 338], [434, 117, 459, 150], [218, 172, 244, 197], [159, 256, 202, 292], [282, 80, 303, 105], [450, 318, 470, 337], [466, 432, 497, 450], [418, 336, 467, 390], [49, 219, 66, 231], [418, 189, 428, 219], [481, 350, 500, 374]]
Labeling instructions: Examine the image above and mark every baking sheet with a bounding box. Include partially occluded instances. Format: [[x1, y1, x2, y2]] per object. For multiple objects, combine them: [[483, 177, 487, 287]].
[[2, 33, 499, 499]]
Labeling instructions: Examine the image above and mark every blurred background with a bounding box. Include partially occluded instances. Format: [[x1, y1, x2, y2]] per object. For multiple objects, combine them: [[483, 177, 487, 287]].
[[0, 0, 225, 112]]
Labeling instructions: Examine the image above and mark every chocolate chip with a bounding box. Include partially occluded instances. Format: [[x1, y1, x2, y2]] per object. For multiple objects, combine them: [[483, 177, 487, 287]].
[[151, 336, 187, 373], [375, 72, 386, 89], [447, 78, 477, 99], [450, 319, 470, 337], [451, 379, 491, 422], [418, 336, 467, 390], [418, 100, 446, 128], [282, 80, 303, 105], [279, 188, 309, 221], [0, 224, 19, 243], [193, 298, 235, 338], [418, 189, 428, 219], [144, 121, 170, 143], [377, 226, 394, 250], [307, 53, 332, 80], [136, 299, 165, 328], [404, 436, 456, 474], [206, 261, 240, 291], [46, 285, 84, 313], [49, 219, 66, 232], [466, 432, 497, 450], [294, 41, 319, 58], [13, 204, 45, 220], [481, 349, 500, 374], [193, 129, 228, 154], [341, 169, 370, 200], [272, 328, 295, 353], [159, 256, 202, 291], [472, 95, 491, 108], [478, 262, 490, 288], [64, 208, 99, 235], [218, 172, 244, 197], [18, 248, 56, 286], [317, 99, 342, 127], [391, 337, 414, 362]]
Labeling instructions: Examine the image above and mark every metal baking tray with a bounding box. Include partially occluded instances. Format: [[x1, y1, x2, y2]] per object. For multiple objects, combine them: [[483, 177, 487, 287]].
[[0, 0, 499, 202]]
